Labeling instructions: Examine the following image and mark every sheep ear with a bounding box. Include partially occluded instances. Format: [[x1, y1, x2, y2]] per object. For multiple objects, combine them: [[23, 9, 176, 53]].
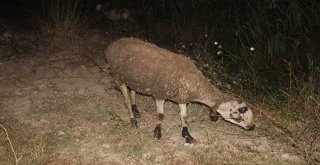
[[238, 106, 248, 114]]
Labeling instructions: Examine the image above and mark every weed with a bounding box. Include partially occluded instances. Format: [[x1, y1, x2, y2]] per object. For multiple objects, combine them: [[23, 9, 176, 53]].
[[36, 0, 97, 37]]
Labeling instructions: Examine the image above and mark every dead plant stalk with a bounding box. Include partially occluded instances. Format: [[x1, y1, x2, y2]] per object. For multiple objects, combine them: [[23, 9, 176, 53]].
[[0, 123, 22, 165]]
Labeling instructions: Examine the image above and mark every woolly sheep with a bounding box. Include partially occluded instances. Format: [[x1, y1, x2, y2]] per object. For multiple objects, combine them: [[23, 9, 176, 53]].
[[105, 37, 255, 144]]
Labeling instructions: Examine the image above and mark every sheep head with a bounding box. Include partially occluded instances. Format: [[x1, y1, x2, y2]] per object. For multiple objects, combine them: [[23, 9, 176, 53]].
[[216, 100, 255, 130]]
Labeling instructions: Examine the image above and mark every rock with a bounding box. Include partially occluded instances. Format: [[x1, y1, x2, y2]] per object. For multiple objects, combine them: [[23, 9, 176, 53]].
[[183, 143, 195, 147], [281, 153, 301, 161], [39, 83, 46, 89], [101, 121, 108, 126], [39, 119, 49, 123], [58, 131, 66, 136], [102, 143, 111, 149], [281, 153, 290, 159], [14, 91, 22, 96], [78, 87, 86, 95]]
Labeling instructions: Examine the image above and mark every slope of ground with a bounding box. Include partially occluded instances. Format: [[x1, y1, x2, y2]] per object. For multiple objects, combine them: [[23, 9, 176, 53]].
[[0, 29, 304, 164]]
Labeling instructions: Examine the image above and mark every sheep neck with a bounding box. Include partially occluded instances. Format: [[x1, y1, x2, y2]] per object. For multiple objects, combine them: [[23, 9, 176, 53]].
[[193, 82, 234, 108]]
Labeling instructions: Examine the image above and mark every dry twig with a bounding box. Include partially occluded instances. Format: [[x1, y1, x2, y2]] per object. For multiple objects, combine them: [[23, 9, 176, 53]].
[[0, 123, 22, 165]]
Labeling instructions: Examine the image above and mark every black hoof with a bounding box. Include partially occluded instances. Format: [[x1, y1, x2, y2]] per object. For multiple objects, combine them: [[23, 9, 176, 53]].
[[182, 127, 196, 144], [132, 105, 140, 118], [210, 115, 219, 121], [130, 118, 138, 128], [185, 135, 196, 144], [153, 124, 162, 139]]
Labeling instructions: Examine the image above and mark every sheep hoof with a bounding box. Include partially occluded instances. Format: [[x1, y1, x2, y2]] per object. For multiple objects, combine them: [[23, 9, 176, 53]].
[[182, 127, 196, 144], [185, 136, 196, 144], [114, 84, 120, 91], [153, 124, 162, 139], [132, 105, 140, 118], [210, 115, 219, 122], [130, 118, 138, 128]]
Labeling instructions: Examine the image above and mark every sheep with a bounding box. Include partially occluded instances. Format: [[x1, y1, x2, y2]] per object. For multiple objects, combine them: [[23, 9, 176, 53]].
[[105, 37, 255, 144]]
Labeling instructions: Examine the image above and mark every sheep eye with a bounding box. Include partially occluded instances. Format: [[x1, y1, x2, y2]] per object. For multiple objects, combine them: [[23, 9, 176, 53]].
[[238, 106, 248, 114]]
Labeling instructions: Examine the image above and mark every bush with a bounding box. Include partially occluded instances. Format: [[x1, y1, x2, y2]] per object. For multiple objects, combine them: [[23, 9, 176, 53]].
[[36, 0, 97, 36]]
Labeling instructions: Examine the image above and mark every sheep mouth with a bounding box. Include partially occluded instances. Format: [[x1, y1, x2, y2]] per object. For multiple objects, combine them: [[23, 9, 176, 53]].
[[232, 118, 242, 123], [223, 118, 255, 130], [224, 117, 243, 123], [222, 117, 241, 124]]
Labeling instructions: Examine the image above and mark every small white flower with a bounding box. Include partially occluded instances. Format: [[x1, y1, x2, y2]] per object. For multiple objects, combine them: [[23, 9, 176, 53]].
[[182, 45, 186, 48], [189, 43, 193, 46], [204, 34, 208, 38], [217, 51, 222, 55], [214, 41, 218, 45], [218, 45, 222, 49], [250, 47, 255, 51]]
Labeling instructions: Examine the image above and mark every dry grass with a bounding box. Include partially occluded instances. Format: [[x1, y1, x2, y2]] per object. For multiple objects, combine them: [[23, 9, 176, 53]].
[[0, 116, 76, 164], [36, 0, 94, 37]]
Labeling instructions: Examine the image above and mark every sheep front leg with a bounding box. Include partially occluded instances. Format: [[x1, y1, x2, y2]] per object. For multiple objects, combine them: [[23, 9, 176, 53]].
[[179, 104, 196, 144], [154, 99, 165, 139], [130, 90, 140, 118], [120, 84, 138, 127]]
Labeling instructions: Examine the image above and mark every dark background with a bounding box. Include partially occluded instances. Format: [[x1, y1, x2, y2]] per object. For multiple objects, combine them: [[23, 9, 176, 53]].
[[1, 0, 319, 93]]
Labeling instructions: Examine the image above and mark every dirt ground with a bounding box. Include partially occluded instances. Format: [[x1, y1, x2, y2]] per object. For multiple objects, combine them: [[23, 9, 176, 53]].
[[0, 28, 305, 164]]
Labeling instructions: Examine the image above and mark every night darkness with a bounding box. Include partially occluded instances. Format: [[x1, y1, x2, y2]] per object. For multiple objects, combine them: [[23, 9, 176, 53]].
[[0, 0, 320, 164]]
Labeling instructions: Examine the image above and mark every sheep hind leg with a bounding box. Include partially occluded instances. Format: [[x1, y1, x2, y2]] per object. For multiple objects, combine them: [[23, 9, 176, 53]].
[[119, 84, 138, 127], [179, 104, 196, 144], [153, 99, 165, 140], [130, 90, 140, 118]]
